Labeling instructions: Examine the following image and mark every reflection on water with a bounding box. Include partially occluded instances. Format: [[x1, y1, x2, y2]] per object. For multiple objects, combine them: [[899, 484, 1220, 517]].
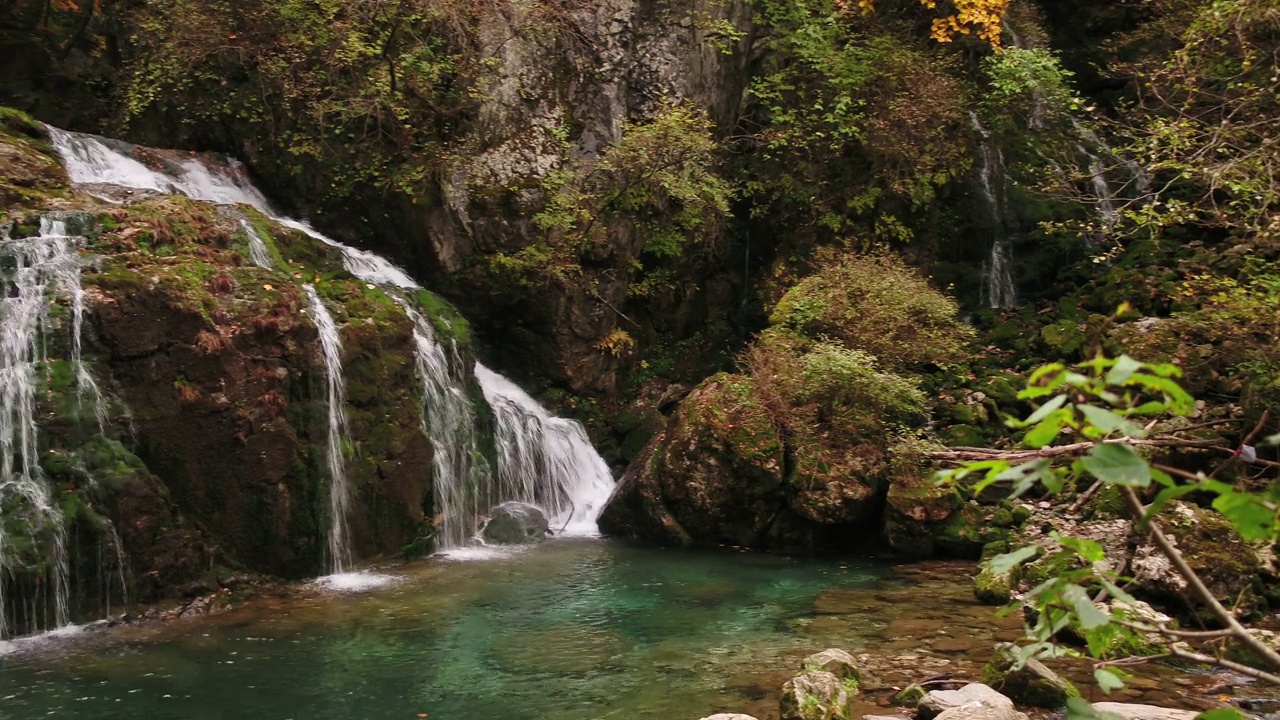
[[0, 539, 889, 720]]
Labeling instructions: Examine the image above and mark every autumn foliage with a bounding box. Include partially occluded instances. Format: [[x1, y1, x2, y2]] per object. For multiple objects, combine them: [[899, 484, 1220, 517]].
[[841, 0, 1011, 46]]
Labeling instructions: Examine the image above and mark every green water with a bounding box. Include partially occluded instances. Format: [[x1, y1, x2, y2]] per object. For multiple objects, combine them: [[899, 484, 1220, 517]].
[[0, 539, 889, 720]]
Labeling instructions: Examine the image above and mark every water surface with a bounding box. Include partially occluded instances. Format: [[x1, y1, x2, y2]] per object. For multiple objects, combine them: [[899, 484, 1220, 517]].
[[0, 539, 889, 719]]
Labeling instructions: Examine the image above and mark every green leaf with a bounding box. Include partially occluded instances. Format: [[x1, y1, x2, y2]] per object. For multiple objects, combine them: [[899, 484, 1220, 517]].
[[1099, 578, 1137, 605], [1106, 355, 1144, 386], [1025, 394, 1068, 425], [1056, 533, 1105, 562], [1024, 410, 1067, 448], [1064, 584, 1109, 630], [1094, 667, 1125, 694], [1079, 404, 1144, 438], [1212, 491, 1277, 542], [1066, 696, 1104, 720], [989, 545, 1040, 574], [1195, 710, 1245, 720], [1082, 443, 1151, 487]]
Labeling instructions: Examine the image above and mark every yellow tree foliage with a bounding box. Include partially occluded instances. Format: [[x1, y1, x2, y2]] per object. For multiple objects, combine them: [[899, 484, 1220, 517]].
[[843, 0, 1011, 47]]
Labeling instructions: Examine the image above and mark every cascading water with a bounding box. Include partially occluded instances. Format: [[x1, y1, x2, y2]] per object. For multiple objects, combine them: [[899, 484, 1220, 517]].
[[970, 114, 1017, 309], [476, 365, 615, 536], [0, 216, 100, 638], [304, 285, 354, 573], [45, 126, 616, 558], [240, 219, 274, 270]]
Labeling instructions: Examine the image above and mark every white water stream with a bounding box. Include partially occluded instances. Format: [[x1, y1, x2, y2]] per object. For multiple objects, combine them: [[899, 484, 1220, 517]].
[[970, 113, 1017, 309], [44, 127, 615, 572], [0, 215, 109, 637]]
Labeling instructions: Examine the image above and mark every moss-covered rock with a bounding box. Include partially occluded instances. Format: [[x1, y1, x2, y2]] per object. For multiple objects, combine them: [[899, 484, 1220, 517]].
[[981, 644, 1079, 708], [0, 107, 68, 216], [598, 374, 786, 547]]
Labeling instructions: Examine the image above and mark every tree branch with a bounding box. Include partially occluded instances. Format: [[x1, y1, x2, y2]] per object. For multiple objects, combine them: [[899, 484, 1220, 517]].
[[1121, 486, 1280, 675]]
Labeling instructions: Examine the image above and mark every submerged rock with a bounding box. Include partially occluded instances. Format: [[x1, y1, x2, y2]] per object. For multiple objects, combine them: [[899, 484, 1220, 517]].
[[482, 502, 550, 545], [780, 670, 854, 720]]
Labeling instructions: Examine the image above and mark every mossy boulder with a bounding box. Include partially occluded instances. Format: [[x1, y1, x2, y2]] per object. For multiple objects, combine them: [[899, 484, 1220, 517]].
[[1130, 501, 1275, 619], [780, 670, 854, 720], [981, 644, 1079, 708], [599, 373, 786, 547], [933, 502, 1012, 559], [0, 107, 68, 214], [884, 473, 961, 558]]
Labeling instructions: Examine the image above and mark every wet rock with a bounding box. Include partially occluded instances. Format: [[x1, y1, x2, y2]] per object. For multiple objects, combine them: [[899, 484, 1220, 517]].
[[1091, 703, 1199, 720], [482, 502, 550, 544], [918, 683, 1018, 720], [700, 715, 760, 720], [780, 670, 854, 720], [981, 644, 1078, 708], [803, 648, 861, 682], [599, 374, 786, 547]]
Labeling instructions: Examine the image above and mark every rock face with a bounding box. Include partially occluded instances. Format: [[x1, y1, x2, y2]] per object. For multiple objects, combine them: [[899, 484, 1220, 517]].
[[0, 124, 466, 621], [780, 671, 853, 720], [482, 502, 550, 545]]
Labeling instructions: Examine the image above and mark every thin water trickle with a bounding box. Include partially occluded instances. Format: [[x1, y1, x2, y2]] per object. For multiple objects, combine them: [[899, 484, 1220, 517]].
[[239, 219, 273, 269], [304, 285, 353, 574], [970, 113, 1017, 309]]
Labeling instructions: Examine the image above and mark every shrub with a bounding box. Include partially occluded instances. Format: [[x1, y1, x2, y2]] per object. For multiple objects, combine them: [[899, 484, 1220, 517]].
[[769, 253, 973, 369]]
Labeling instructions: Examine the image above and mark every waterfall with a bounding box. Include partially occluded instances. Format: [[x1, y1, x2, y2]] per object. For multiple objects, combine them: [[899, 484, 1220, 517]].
[[0, 216, 97, 638], [46, 126, 616, 558], [476, 365, 615, 536], [970, 113, 1017, 309], [304, 285, 353, 573], [240, 219, 273, 269]]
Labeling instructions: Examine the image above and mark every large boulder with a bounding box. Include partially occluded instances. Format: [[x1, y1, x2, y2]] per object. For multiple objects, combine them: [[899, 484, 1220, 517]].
[[482, 502, 550, 545], [780, 670, 854, 720], [599, 374, 787, 547]]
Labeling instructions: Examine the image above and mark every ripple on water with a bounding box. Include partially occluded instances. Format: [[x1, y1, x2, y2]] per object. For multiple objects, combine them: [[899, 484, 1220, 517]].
[[0, 623, 90, 657]]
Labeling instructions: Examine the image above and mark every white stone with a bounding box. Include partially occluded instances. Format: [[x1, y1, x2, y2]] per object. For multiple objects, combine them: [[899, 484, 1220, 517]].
[[1092, 702, 1200, 720], [918, 683, 1016, 720]]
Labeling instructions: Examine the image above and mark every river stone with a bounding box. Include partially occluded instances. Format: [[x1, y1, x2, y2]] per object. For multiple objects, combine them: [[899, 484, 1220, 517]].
[[1091, 704, 1200, 720], [933, 703, 1028, 720], [482, 502, 550, 544], [803, 648, 861, 682], [700, 715, 760, 720], [981, 644, 1078, 707], [918, 683, 1015, 720], [780, 670, 852, 720]]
